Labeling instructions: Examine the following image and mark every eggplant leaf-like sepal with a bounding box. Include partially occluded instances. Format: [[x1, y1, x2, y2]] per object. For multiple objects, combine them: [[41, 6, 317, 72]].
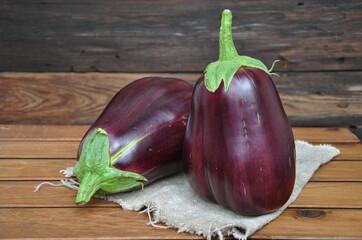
[[74, 128, 147, 204], [204, 56, 279, 93], [203, 10, 279, 93]]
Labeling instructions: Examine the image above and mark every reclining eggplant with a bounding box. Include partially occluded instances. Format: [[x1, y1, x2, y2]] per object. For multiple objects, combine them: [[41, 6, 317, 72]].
[[74, 77, 193, 205]]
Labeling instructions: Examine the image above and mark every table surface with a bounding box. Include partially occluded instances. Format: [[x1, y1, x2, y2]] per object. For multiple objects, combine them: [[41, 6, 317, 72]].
[[0, 125, 361, 239]]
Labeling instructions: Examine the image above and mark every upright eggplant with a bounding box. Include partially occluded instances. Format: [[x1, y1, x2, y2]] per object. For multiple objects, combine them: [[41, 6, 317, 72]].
[[183, 10, 295, 216], [74, 77, 192, 205]]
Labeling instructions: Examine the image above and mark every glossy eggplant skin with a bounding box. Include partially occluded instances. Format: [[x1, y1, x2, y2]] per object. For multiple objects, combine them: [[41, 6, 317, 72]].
[[78, 77, 192, 182], [183, 68, 295, 216]]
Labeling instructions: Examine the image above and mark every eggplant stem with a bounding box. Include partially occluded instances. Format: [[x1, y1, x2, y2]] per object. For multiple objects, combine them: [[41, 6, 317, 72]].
[[218, 9, 238, 61], [204, 10, 276, 92]]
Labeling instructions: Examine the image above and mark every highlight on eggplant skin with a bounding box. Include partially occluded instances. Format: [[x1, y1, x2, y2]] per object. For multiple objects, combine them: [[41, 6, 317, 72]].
[[183, 9, 296, 216], [74, 77, 193, 205]]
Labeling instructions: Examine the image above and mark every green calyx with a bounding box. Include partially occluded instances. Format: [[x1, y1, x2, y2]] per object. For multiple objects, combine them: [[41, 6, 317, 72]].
[[74, 128, 147, 205], [204, 9, 279, 93]]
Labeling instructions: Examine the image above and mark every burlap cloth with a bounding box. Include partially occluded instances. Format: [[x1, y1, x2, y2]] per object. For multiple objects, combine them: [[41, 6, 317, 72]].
[[58, 140, 339, 240]]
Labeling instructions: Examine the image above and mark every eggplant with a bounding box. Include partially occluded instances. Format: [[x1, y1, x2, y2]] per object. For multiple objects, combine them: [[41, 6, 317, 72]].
[[74, 77, 193, 205], [183, 10, 295, 216]]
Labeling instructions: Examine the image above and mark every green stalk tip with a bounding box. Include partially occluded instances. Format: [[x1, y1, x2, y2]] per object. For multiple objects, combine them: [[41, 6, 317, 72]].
[[219, 9, 238, 61]]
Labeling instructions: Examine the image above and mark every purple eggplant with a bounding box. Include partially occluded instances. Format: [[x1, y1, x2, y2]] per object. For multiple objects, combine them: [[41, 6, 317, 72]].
[[74, 77, 192, 205], [183, 10, 295, 216]]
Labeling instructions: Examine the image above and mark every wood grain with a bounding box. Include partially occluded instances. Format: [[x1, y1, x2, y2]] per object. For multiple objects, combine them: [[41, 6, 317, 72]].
[[1, 158, 361, 181], [1, 181, 361, 209], [0, 124, 359, 143], [0, 126, 361, 239], [312, 160, 362, 181], [253, 208, 362, 239], [331, 143, 362, 160], [0, 208, 361, 239], [0, 181, 117, 208], [292, 182, 362, 208], [0, 125, 89, 141], [0, 208, 200, 239], [1, 72, 361, 128], [0, 159, 76, 180], [1, 0, 361, 72], [1, 142, 360, 160], [292, 128, 359, 143], [0, 72, 194, 125], [0, 142, 78, 159]]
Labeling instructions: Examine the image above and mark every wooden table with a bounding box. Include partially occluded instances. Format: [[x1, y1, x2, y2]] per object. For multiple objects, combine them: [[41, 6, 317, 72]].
[[0, 125, 361, 239]]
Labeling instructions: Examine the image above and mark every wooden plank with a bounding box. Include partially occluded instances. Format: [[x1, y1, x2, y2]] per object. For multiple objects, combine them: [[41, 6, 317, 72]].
[[0, 125, 89, 141], [0, 142, 360, 160], [0, 208, 361, 239], [0, 72, 194, 125], [1, 1, 361, 72], [1, 158, 361, 181], [0, 142, 78, 159], [332, 143, 362, 161], [291, 182, 362, 208], [293, 128, 359, 143], [0, 208, 200, 239], [252, 208, 362, 239], [0, 159, 76, 180], [1, 181, 361, 209], [0, 124, 359, 143], [276, 71, 362, 128], [1, 72, 362, 127], [0, 181, 117, 208], [312, 160, 362, 181]]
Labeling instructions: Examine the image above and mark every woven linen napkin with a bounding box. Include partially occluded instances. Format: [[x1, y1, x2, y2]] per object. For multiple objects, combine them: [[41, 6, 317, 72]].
[[60, 140, 340, 240]]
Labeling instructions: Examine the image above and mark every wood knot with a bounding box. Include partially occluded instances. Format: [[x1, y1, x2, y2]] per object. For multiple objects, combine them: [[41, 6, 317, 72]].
[[296, 210, 326, 218], [337, 103, 348, 108]]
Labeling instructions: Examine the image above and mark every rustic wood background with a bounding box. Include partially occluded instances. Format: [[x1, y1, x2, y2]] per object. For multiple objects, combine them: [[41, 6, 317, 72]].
[[0, 0, 361, 138]]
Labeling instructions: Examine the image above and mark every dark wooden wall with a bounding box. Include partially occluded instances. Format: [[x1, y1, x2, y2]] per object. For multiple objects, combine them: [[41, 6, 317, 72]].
[[1, 0, 362, 72], [0, 0, 361, 137]]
